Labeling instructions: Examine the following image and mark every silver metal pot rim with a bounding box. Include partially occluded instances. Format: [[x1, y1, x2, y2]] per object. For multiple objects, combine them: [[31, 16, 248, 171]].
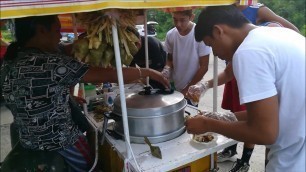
[[114, 126, 186, 144], [113, 101, 187, 118], [113, 90, 187, 117], [113, 99, 187, 117]]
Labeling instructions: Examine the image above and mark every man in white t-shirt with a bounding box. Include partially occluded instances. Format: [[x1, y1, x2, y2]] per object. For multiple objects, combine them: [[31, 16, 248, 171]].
[[185, 5, 305, 171], [162, 10, 211, 103]]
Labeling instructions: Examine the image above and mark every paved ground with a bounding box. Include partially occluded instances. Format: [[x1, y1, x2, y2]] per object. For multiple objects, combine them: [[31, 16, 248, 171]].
[[0, 104, 13, 162], [0, 54, 265, 171]]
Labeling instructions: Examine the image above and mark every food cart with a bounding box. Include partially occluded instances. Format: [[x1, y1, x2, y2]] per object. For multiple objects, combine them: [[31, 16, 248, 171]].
[[0, 0, 257, 171]]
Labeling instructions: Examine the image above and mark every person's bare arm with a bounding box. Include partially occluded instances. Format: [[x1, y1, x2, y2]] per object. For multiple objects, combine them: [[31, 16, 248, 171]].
[[186, 62, 234, 101], [181, 55, 209, 96], [165, 53, 174, 68], [234, 110, 248, 121], [206, 62, 234, 89], [82, 67, 170, 88], [186, 95, 279, 144], [257, 6, 300, 32]]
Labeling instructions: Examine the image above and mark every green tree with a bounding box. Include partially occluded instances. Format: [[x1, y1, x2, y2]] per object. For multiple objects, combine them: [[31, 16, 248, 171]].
[[147, 9, 203, 40], [148, 1, 305, 39], [260, 0, 305, 35], [148, 9, 173, 41]]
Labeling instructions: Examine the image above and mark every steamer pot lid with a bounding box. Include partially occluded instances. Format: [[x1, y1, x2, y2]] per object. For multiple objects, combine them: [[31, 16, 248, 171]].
[[113, 89, 185, 109]]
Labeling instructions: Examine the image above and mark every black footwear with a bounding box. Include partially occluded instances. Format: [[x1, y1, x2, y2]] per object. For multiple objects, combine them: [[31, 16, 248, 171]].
[[217, 149, 237, 162], [229, 159, 250, 172]]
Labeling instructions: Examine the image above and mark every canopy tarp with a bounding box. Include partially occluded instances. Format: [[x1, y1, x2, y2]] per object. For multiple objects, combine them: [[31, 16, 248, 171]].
[[59, 14, 85, 32], [0, 0, 247, 19]]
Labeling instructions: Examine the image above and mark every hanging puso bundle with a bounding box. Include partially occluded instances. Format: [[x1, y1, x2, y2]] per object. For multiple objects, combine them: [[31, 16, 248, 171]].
[[72, 9, 141, 67]]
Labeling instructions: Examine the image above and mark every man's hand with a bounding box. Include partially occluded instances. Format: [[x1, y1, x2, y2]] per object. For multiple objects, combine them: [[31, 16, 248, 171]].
[[185, 115, 212, 134], [148, 69, 170, 89], [186, 81, 209, 103], [185, 111, 237, 134]]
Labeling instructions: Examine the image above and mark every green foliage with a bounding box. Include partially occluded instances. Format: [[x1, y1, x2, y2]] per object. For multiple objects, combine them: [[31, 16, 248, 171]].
[[301, 25, 306, 36], [147, 8, 203, 40], [149, 1, 305, 39], [148, 9, 173, 41], [1, 20, 14, 42], [194, 8, 203, 23], [260, 0, 305, 35], [1, 30, 13, 43]]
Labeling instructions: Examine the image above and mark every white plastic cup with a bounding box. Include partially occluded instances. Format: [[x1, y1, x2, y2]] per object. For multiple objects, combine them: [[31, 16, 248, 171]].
[[104, 92, 117, 106]]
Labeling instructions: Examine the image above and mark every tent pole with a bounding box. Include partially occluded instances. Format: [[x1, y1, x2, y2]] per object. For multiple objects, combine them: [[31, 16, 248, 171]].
[[211, 55, 219, 171], [213, 57, 218, 112], [144, 10, 149, 85], [71, 14, 78, 41], [111, 19, 132, 160]]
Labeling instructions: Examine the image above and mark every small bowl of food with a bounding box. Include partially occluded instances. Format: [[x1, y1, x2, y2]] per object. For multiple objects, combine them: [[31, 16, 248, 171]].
[[191, 132, 218, 145]]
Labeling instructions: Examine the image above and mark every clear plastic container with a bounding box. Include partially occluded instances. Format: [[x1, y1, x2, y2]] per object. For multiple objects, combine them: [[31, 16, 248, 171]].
[[84, 85, 96, 97]]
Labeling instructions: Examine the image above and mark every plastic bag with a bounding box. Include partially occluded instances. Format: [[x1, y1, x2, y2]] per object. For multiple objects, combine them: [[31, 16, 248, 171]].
[[199, 111, 238, 122], [161, 65, 171, 79]]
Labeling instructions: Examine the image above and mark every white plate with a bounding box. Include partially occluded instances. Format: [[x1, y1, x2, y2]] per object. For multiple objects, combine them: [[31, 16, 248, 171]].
[[191, 132, 218, 145]]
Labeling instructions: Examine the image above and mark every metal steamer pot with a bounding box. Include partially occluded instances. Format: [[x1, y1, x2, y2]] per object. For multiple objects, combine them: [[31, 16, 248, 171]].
[[111, 87, 187, 144]]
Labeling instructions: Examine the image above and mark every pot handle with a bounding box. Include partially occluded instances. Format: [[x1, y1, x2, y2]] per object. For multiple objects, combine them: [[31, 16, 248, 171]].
[[108, 112, 122, 121], [100, 112, 122, 145], [103, 112, 122, 121], [139, 86, 174, 95], [184, 110, 191, 121], [100, 113, 109, 145], [106, 129, 122, 140]]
